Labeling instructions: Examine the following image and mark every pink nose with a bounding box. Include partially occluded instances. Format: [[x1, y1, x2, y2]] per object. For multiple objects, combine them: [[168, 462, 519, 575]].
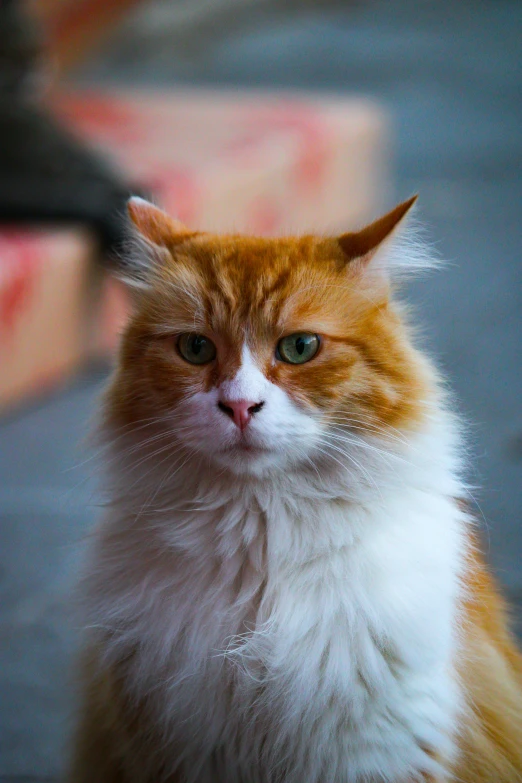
[[218, 399, 264, 430]]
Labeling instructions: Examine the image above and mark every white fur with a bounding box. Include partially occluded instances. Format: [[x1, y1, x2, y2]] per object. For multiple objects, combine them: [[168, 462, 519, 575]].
[[83, 344, 469, 782], [370, 221, 440, 280], [118, 198, 173, 291]]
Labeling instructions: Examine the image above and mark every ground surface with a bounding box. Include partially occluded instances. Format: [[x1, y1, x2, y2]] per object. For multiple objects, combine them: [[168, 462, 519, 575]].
[[1, 0, 521, 779]]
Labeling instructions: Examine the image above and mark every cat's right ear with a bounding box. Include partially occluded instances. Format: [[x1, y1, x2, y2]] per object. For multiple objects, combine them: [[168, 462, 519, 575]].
[[119, 197, 194, 290], [127, 197, 191, 245]]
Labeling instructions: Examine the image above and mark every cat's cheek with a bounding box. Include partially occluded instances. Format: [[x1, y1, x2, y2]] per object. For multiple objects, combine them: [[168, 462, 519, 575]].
[[139, 347, 212, 408], [265, 346, 358, 414], [250, 386, 323, 459], [171, 389, 234, 452]]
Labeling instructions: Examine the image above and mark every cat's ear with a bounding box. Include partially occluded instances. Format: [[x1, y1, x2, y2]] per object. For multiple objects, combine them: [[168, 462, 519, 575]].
[[337, 196, 431, 279], [120, 197, 195, 290], [127, 197, 191, 246]]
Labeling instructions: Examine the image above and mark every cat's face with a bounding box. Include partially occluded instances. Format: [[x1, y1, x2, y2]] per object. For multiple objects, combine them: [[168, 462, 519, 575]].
[[107, 199, 430, 477]]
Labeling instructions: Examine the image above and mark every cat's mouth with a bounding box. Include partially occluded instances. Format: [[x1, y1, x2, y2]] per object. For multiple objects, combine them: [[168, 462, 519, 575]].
[[214, 438, 281, 473], [221, 441, 271, 456]]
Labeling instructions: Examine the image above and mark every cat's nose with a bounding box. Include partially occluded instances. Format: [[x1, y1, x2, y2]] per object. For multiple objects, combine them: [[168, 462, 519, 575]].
[[217, 400, 265, 431]]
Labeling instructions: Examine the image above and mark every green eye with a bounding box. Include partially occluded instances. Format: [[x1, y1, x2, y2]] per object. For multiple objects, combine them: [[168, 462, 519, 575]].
[[276, 333, 320, 364], [177, 333, 216, 365]]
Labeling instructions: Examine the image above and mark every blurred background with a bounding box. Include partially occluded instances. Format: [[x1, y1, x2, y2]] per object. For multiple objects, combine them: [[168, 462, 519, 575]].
[[0, 0, 520, 780]]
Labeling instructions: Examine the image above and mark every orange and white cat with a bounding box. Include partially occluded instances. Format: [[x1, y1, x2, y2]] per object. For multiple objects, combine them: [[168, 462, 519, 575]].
[[70, 197, 522, 782]]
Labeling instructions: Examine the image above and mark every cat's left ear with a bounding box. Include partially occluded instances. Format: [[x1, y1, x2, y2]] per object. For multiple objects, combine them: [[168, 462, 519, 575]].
[[121, 197, 196, 290], [337, 196, 427, 279]]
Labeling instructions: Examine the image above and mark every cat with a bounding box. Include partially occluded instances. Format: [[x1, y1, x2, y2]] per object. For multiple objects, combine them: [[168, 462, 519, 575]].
[[69, 196, 522, 783]]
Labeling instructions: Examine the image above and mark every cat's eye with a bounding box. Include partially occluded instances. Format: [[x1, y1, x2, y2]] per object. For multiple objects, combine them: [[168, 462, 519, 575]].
[[177, 333, 217, 365], [276, 333, 320, 365]]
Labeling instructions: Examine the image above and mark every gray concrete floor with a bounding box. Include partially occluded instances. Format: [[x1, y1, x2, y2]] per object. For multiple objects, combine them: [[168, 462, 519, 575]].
[[1, 0, 521, 779]]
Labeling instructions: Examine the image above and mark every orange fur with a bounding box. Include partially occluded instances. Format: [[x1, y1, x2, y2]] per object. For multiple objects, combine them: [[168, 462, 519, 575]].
[[453, 534, 522, 782], [70, 201, 522, 782]]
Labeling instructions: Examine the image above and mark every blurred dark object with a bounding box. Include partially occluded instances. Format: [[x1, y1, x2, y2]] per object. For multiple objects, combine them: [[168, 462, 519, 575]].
[[0, 0, 132, 256], [0, 97, 133, 254], [0, 0, 42, 97]]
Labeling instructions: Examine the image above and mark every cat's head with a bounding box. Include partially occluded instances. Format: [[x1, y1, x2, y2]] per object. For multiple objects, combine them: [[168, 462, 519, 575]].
[[106, 197, 434, 478]]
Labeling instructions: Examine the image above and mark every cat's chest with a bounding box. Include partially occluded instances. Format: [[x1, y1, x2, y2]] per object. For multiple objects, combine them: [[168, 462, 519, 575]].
[[101, 489, 462, 782], [151, 489, 458, 664]]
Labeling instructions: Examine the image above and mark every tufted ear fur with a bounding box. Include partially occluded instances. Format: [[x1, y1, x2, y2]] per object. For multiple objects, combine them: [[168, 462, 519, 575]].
[[120, 197, 197, 290], [337, 196, 434, 280], [127, 197, 193, 246]]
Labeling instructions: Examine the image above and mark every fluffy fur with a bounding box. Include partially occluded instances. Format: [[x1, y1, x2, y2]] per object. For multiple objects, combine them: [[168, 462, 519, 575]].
[[70, 198, 522, 783]]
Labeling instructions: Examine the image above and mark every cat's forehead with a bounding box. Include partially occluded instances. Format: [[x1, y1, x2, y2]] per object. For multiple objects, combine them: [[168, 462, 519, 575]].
[[185, 234, 326, 278], [168, 234, 346, 304], [142, 233, 376, 341]]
